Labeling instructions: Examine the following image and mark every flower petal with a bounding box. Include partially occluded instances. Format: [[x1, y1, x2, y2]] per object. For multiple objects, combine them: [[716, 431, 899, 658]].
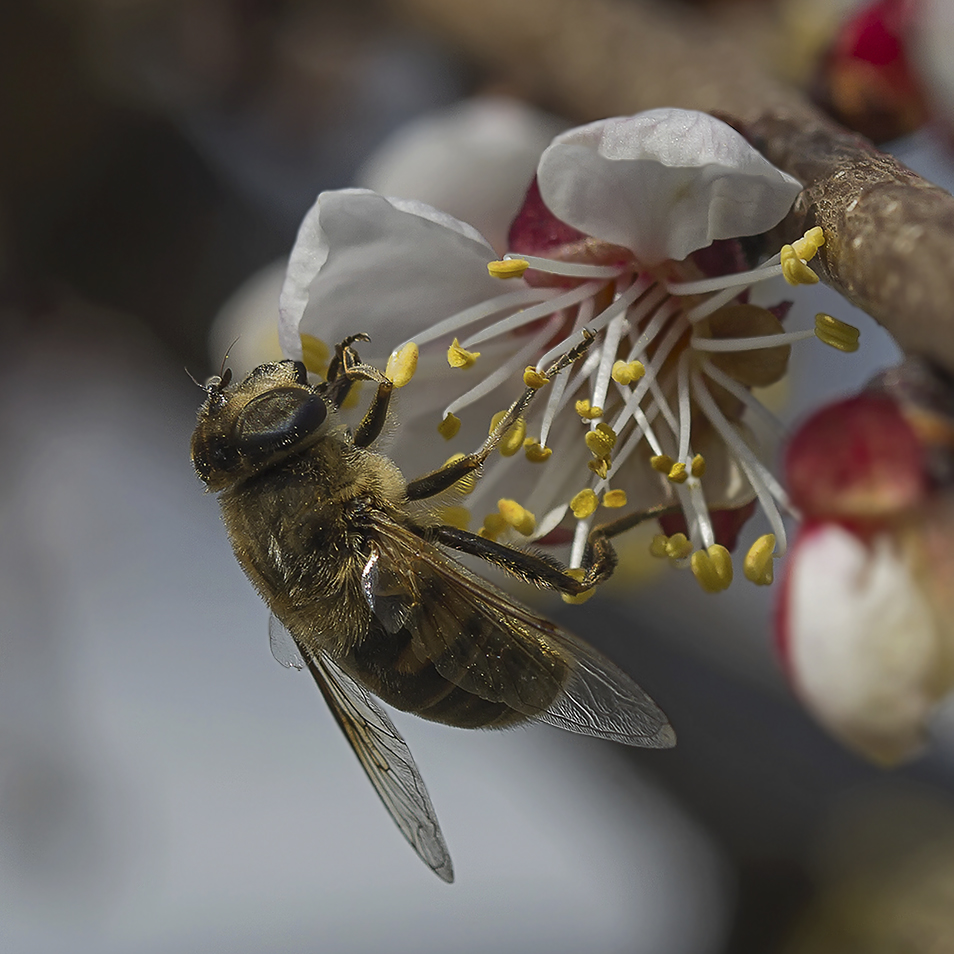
[[779, 523, 941, 764], [278, 188, 502, 359], [536, 109, 802, 264]]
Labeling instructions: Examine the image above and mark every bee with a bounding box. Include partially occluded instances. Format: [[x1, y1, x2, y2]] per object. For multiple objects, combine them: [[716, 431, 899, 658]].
[[191, 333, 675, 883]]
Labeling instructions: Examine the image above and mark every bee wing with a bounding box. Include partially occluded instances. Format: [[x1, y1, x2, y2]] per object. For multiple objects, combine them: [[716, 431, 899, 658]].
[[269, 612, 306, 670], [301, 643, 454, 883], [373, 521, 675, 749]]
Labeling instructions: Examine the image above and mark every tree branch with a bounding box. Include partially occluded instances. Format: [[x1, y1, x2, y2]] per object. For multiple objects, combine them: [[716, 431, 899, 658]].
[[387, 0, 954, 373]]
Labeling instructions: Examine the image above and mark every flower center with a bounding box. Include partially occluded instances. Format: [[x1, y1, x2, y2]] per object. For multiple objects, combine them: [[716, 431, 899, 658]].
[[367, 227, 859, 592]]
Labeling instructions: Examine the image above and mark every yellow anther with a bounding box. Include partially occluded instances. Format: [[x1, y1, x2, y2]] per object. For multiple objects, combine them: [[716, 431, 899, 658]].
[[447, 338, 481, 368], [498, 499, 536, 536], [780, 245, 820, 286], [479, 512, 508, 541], [744, 533, 776, 585], [341, 381, 363, 409], [440, 506, 471, 531], [442, 454, 476, 495], [650, 534, 670, 558], [488, 411, 526, 456], [487, 258, 530, 279], [651, 454, 674, 474], [575, 399, 604, 420], [814, 313, 860, 353], [385, 342, 419, 388], [588, 458, 610, 478], [562, 567, 596, 604], [611, 359, 646, 386], [523, 438, 552, 462], [691, 545, 734, 593], [300, 334, 331, 377], [690, 454, 706, 478], [570, 488, 599, 519], [438, 413, 461, 440], [603, 489, 627, 509], [585, 423, 617, 458], [665, 533, 693, 561], [792, 226, 825, 261], [523, 366, 549, 389], [668, 462, 688, 484]]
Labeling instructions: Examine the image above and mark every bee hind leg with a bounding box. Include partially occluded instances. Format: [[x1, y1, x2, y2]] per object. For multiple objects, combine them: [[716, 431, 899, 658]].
[[422, 502, 679, 595], [405, 332, 596, 502]]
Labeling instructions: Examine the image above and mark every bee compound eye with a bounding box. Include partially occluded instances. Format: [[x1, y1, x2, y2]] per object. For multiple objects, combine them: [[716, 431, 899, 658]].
[[234, 387, 327, 455]]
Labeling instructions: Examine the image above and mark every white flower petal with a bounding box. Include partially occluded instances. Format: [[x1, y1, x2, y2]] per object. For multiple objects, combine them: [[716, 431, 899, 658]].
[[537, 109, 802, 264], [355, 95, 565, 252], [278, 188, 502, 360], [783, 524, 943, 764]]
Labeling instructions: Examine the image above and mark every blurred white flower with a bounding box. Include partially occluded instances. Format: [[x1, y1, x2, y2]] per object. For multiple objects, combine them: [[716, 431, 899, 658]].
[[355, 95, 566, 252]]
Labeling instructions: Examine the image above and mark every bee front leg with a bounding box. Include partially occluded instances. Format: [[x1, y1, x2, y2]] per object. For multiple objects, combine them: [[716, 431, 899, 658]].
[[405, 332, 595, 502], [320, 335, 395, 447]]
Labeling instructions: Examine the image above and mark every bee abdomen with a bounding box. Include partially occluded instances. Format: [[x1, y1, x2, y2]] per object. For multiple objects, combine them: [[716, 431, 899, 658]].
[[342, 622, 531, 729]]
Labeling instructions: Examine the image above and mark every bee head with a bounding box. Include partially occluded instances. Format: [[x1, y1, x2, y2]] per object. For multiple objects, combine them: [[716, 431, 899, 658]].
[[191, 359, 329, 488]]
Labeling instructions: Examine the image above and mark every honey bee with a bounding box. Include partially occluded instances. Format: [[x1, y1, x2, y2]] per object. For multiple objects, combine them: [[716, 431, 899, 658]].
[[191, 333, 675, 883]]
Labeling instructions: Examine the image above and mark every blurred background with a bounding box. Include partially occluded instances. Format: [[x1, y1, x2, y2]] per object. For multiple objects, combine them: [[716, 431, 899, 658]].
[[3, 0, 954, 951]]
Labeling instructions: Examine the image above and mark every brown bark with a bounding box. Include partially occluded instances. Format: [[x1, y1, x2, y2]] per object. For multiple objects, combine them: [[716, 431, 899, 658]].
[[388, 0, 954, 374]]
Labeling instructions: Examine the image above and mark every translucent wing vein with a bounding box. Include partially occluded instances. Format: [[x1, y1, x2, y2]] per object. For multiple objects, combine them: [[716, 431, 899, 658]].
[[305, 649, 454, 882]]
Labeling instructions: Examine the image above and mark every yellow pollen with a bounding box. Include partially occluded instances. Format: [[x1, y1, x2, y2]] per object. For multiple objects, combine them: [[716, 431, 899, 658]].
[[611, 359, 646, 386], [814, 313, 860, 352], [665, 533, 693, 561], [585, 423, 617, 458], [479, 512, 508, 541], [570, 488, 599, 519], [691, 545, 733, 593], [498, 499, 536, 536], [744, 533, 776, 585], [780, 245, 820, 286], [562, 567, 596, 604], [690, 454, 706, 478], [561, 567, 596, 604], [523, 438, 552, 462], [792, 226, 825, 261], [603, 489, 627, 508], [489, 411, 526, 456], [442, 454, 476, 495], [523, 366, 549, 389], [300, 334, 331, 377], [650, 534, 670, 558], [438, 413, 461, 440], [447, 338, 481, 368], [487, 258, 530, 279], [385, 342, 419, 387], [575, 399, 603, 420], [651, 454, 674, 474], [668, 462, 688, 484], [440, 506, 471, 531], [588, 458, 610, 478]]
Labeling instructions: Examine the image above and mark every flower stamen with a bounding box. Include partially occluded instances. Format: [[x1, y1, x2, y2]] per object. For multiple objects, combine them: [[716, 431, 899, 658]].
[[814, 313, 861, 352]]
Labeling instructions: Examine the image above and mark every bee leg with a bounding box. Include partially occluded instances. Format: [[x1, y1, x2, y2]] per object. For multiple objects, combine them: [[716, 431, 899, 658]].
[[424, 503, 680, 595], [405, 331, 596, 502], [320, 335, 395, 447], [345, 366, 394, 448]]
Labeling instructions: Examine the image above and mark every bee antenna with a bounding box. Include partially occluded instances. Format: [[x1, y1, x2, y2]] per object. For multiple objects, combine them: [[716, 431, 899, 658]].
[[185, 367, 206, 390], [219, 337, 241, 379]]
